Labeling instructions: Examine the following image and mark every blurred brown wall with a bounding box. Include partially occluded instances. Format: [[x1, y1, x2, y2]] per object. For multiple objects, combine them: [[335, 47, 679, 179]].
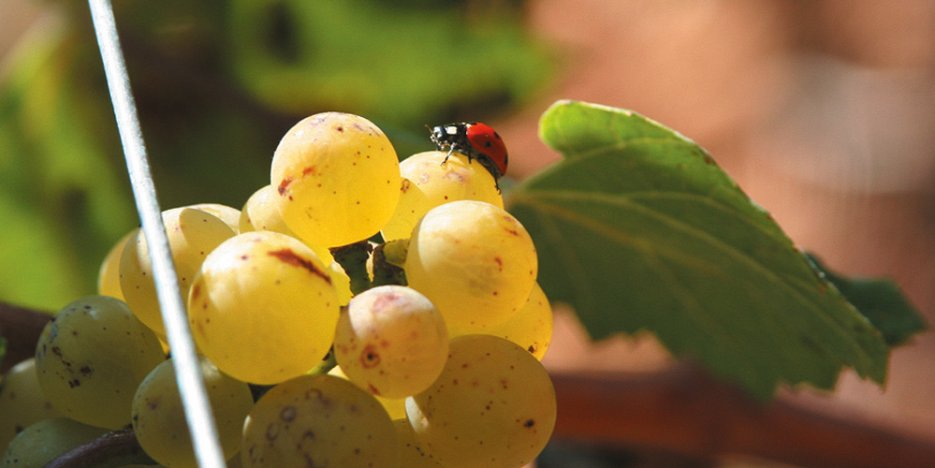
[[507, 0, 935, 445]]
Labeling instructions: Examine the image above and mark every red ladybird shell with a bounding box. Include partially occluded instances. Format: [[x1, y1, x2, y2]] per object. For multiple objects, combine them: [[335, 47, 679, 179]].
[[465, 122, 508, 177]]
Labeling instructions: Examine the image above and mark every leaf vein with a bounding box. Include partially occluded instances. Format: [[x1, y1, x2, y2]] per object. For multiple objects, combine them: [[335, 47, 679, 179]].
[[513, 189, 875, 368]]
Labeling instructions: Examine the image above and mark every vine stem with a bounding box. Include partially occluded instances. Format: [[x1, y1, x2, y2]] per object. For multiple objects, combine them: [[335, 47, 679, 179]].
[[0, 302, 49, 373], [553, 365, 935, 467], [46, 427, 154, 468]]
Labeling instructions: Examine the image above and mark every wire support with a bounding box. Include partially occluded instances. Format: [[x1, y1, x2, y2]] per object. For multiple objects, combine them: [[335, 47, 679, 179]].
[[87, 1, 226, 466]]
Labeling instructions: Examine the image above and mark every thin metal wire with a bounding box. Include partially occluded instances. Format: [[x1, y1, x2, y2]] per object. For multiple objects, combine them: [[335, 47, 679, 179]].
[[87, 1, 226, 466]]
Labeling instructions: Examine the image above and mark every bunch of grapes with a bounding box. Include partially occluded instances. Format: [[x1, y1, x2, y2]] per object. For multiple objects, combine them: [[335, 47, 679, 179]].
[[2, 112, 556, 467]]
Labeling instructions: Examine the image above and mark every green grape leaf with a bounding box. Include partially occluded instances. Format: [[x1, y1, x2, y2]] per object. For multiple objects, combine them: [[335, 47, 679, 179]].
[[0, 21, 136, 310], [805, 255, 926, 346], [227, 0, 552, 127], [506, 100, 889, 399]]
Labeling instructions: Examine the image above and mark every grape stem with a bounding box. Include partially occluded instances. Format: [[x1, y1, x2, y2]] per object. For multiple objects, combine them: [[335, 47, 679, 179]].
[[371, 240, 408, 287], [46, 427, 155, 467], [330, 241, 373, 295]]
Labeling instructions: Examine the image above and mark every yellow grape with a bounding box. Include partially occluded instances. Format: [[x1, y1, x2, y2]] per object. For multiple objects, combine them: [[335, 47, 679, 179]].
[[1, 418, 106, 467], [96, 231, 133, 300], [241, 374, 398, 467], [238, 184, 297, 236], [406, 335, 556, 468], [381, 151, 503, 241], [328, 261, 352, 307], [120, 207, 235, 336], [450, 282, 553, 361], [0, 359, 59, 452], [238, 184, 334, 264], [34, 296, 165, 429], [393, 419, 444, 468], [270, 112, 401, 248], [132, 357, 254, 467], [334, 285, 448, 399], [327, 365, 407, 420], [187, 202, 243, 233], [188, 231, 339, 384], [405, 200, 538, 330]]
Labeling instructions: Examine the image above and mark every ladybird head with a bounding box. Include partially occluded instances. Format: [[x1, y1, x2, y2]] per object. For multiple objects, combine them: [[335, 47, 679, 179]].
[[429, 123, 461, 149]]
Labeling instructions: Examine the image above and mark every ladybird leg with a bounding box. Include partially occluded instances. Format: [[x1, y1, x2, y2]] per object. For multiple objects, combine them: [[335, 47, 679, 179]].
[[479, 158, 502, 193], [441, 147, 454, 165]]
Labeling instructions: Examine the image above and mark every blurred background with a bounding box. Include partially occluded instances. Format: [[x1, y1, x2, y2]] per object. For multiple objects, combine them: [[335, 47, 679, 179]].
[[2, 0, 934, 465]]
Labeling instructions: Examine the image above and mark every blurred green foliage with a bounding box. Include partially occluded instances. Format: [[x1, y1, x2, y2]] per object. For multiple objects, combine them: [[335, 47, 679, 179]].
[[0, 0, 552, 310]]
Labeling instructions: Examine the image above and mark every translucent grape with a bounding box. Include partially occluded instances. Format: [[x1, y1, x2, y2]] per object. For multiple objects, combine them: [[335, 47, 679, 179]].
[[328, 366, 407, 420], [241, 374, 398, 467], [187, 202, 243, 233], [34, 296, 165, 429], [239, 184, 296, 236], [188, 231, 339, 384], [239, 184, 334, 264], [334, 285, 448, 399], [1, 418, 106, 467], [449, 282, 553, 361], [120, 207, 235, 336], [393, 419, 443, 468], [132, 357, 254, 467], [97, 231, 133, 300], [270, 112, 401, 248], [328, 261, 353, 307], [0, 359, 59, 452], [406, 335, 556, 468], [381, 151, 503, 241], [405, 200, 538, 330]]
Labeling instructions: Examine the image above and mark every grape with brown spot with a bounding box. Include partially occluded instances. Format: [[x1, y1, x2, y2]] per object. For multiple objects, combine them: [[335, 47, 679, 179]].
[[241, 374, 399, 467], [405, 335, 556, 468]]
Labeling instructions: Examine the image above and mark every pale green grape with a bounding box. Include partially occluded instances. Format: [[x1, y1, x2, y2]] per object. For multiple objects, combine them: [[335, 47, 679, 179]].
[[405, 200, 538, 330], [328, 366, 407, 421], [270, 112, 401, 248], [97, 231, 133, 301], [406, 335, 556, 468], [2, 418, 106, 467], [241, 374, 398, 467], [188, 203, 243, 233], [381, 151, 503, 241], [120, 207, 235, 337], [226, 454, 244, 467], [393, 419, 443, 468], [0, 359, 59, 453], [188, 231, 339, 384], [333, 285, 448, 399], [450, 282, 553, 361], [34, 296, 165, 429], [132, 357, 253, 467]]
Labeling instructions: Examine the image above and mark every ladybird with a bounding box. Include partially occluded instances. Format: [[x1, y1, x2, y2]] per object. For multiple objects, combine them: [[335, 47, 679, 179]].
[[429, 121, 508, 190]]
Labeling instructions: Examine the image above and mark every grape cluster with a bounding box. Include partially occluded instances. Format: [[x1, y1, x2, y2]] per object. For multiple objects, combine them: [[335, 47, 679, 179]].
[[2, 112, 556, 467]]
